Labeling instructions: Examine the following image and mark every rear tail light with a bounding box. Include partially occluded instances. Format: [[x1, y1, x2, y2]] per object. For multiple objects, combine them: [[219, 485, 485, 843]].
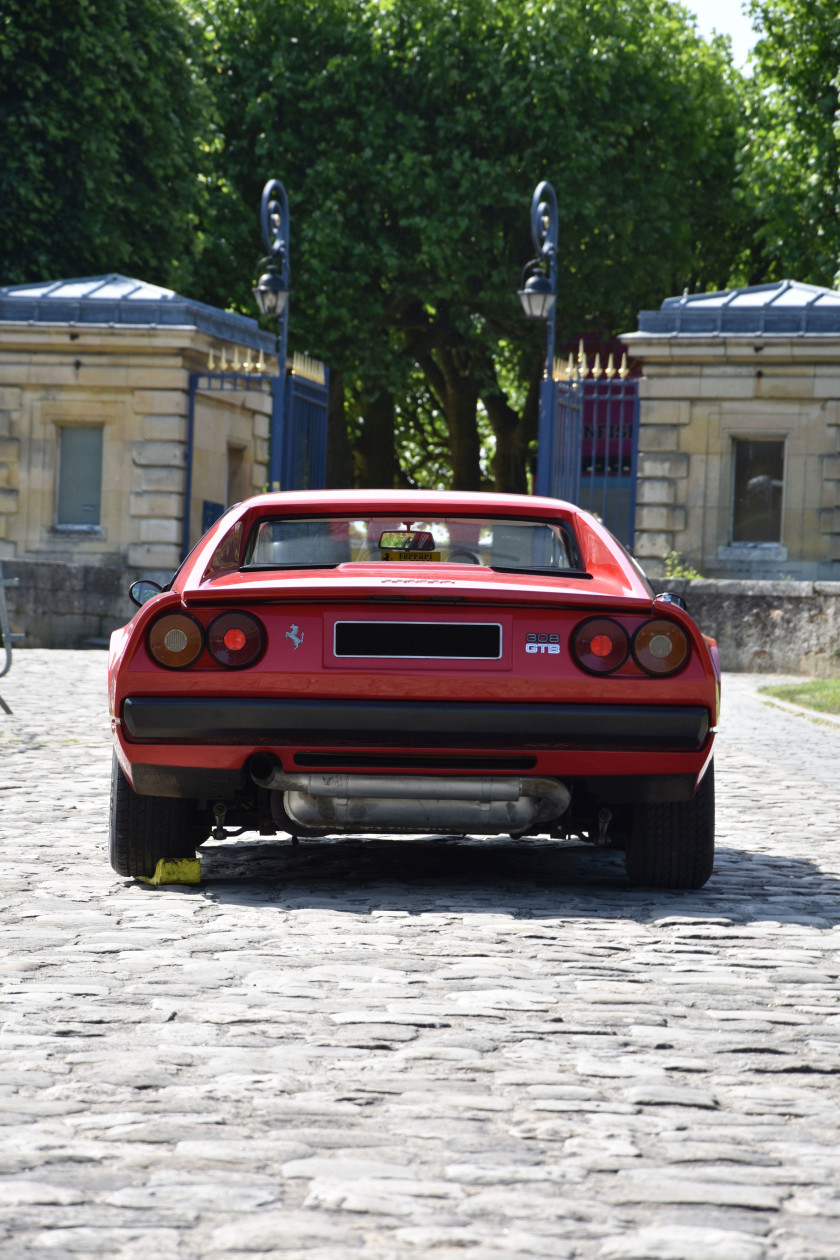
[[148, 613, 204, 669], [632, 619, 689, 676], [571, 617, 629, 675], [207, 611, 265, 668]]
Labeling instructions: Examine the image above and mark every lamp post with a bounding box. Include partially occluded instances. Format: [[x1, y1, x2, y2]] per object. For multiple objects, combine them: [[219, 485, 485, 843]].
[[518, 181, 558, 497], [253, 179, 290, 491]]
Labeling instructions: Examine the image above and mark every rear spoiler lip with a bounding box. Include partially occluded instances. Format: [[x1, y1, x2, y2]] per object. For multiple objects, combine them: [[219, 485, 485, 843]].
[[180, 584, 655, 613]]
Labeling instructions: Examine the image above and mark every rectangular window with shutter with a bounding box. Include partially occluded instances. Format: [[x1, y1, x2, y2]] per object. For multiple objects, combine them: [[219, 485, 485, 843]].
[[56, 425, 103, 528]]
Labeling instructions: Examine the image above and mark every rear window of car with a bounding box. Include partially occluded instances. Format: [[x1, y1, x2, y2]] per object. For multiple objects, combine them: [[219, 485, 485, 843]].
[[240, 515, 586, 576]]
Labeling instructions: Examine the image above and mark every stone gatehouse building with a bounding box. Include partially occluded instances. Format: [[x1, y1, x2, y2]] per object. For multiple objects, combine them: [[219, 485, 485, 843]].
[[0, 275, 278, 644], [623, 280, 840, 580]]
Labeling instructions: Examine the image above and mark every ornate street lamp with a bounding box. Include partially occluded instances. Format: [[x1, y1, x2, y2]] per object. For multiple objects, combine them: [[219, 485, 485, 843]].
[[518, 271, 556, 321], [518, 181, 558, 496], [253, 180, 290, 316], [253, 179, 290, 491], [518, 180, 558, 365]]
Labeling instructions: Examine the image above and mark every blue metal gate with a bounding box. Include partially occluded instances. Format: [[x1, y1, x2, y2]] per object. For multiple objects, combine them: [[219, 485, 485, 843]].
[[536, 353, 639, 550], [536, 376, 583, 504], [279, 357, 329, 493]]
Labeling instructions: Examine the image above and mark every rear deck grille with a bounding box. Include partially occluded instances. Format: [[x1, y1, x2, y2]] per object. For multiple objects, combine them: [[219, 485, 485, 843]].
[[334, 621, 502, 659]]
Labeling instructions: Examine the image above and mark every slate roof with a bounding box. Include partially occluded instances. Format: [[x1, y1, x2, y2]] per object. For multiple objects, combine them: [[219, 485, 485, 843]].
[[637, 280, 840, 336], [0, 274, 276, 353]]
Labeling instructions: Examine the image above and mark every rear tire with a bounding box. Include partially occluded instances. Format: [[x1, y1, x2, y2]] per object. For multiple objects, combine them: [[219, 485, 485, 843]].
[[625, 762, 715, 890], [109, 753, 199, 878]]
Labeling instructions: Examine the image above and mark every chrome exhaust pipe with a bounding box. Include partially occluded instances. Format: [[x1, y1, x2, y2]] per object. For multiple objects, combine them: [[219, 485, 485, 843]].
[[250, 763, 570, 836], [253, 766, 521, 801]]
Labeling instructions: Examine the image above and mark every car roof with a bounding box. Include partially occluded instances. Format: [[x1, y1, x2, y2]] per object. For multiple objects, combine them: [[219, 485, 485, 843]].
[[234, 489, 577, 518]]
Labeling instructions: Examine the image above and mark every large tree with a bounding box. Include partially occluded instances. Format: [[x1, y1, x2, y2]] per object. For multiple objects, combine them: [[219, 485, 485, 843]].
[[738, 1, 840, 287], [0, 0, 205, 288], [198, 0, 745, 490]]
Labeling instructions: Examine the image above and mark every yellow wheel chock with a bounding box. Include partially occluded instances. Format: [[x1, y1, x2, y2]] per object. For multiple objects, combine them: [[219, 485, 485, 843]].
[[138, 857, 202, 886]]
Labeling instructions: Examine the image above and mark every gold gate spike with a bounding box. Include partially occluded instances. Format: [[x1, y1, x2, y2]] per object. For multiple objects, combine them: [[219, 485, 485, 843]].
[[577, 339, 588, 377], [291, 352, 326, 384]]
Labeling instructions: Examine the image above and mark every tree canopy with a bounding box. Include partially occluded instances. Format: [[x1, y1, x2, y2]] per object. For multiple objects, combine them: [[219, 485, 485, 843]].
[[739, 0, 840, 287], [197, 0, 745, 490], [6, 1, 835, 492], [0, 0, 204, 288]]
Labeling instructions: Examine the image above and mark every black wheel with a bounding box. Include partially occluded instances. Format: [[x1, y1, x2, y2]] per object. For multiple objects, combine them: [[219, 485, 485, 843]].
[[625, 763, 715, 890], [109, 753, 199, 878]]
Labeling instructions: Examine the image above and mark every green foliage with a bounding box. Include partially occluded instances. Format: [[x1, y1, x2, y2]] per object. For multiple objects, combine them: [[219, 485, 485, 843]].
[[195, 0, 745, 489], [0, 0, 755, 491], [738, 1, 840, 286], [664, 551, 703, 579], [0, 0, 206, 287]]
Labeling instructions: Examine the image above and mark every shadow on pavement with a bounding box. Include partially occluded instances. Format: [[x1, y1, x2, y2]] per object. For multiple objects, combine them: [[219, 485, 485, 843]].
[[195, 834, 840, 927]]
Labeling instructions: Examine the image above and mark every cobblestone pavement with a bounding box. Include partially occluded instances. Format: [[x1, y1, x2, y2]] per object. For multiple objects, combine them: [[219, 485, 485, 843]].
[[2, 651, 840, 1260]]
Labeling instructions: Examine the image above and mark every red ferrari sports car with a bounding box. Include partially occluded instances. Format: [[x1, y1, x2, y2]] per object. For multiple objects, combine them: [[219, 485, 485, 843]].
[[109, 490, 719, 888]]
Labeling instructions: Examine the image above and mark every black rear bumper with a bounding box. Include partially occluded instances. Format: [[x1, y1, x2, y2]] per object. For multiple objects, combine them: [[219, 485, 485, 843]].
[[123, 697, 710, 750], [130, 760, 698, 805]]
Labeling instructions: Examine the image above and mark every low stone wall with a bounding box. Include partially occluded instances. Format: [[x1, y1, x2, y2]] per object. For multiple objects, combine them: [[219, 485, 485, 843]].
[[0, 560, 135, 649], [3, 562, 840, 673], [651, 578, 840, 677]]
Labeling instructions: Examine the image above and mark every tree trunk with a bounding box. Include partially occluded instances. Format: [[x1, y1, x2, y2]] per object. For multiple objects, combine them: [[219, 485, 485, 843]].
[[448, 377, 482, 491], [483, 391, 527, 494], [355, 388, 398, 488], [520, 365, 542, 491], [424, 344, 482, 491], [325, 371, 354, 489], [481, 356, 541, 494]]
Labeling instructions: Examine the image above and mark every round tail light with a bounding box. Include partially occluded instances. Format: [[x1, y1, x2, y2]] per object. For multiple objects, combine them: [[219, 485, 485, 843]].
[[207, 611, 265, 668], [148, 613, 204, 669], [632, 619, 689, 676], [571, 617, 629, 674]]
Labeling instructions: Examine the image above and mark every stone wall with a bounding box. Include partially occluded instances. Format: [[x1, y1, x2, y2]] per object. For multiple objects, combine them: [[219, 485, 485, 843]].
[[1, 559, 135, 649], [652, 578, 840, 677], [4, 561, 840, 673], [0, 387, 21, 558]]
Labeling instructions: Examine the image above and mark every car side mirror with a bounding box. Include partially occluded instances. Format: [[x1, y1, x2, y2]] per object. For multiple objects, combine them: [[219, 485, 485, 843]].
[[657, 591, 687, 611], [129, 580, 163, 608]]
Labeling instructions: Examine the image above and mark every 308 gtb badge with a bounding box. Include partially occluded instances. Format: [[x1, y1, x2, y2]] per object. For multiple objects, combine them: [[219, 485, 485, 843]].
[[525, 633, 560, 655]]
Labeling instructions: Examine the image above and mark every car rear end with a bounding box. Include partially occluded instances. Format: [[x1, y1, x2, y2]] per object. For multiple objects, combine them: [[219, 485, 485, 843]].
[[109, 493, 719, 887]]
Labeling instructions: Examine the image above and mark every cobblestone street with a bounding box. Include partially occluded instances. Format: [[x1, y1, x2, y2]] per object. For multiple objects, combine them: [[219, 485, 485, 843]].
[[2, 650, 840, 1259]]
